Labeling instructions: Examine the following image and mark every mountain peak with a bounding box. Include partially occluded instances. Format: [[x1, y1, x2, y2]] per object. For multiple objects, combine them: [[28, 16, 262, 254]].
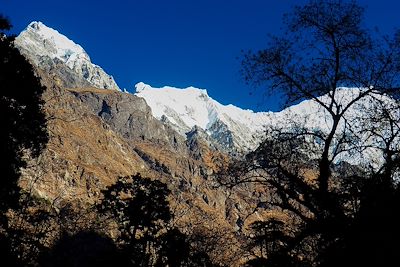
[[27, 21, 45, 30], [27, 21, 41, 29], [135, 82, 152, 93], [15, 21, 120, 91], [135, 83, 269, 152], [24, 21, 89, 61]]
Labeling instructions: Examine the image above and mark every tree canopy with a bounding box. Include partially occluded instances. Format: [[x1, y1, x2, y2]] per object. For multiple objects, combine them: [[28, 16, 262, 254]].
[[0, 14, 48, 266]]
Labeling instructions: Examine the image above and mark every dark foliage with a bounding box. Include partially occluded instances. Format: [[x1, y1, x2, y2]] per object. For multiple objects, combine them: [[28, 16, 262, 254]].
[[97, 173, 215, 266], [0, 14, 48, 214], [248, 219, 291, 259], [0, 235, 20, 267], [0, 14, 12, 32], [98, 174, 172, 244], [39, 231, 130, 267], [0, 14, 48, 266]]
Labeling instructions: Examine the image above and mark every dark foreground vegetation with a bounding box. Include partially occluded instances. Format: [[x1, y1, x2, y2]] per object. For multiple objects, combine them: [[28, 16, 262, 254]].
[[2, 0, 400, 266]]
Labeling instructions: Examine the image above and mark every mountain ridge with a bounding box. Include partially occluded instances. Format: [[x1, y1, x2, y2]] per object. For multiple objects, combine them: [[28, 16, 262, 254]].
[[14, 21, 399, 165]]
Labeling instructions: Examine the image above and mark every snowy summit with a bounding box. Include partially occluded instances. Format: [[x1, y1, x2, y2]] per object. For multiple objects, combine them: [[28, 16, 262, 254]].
[[135, 82, 271, 152], [15, 21, 120, 91]]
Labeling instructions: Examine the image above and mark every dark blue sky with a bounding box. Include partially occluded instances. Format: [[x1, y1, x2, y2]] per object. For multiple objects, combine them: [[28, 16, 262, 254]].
[[2, 0, 400, 111]]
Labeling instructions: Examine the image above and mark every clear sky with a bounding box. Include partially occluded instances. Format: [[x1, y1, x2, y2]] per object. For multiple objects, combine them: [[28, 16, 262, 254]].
[[2, 0, 400, 111]]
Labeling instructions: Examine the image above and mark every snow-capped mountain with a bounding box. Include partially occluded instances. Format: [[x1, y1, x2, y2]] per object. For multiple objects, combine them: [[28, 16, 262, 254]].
[[135, 82, 399, 167], [13, 21, 399, 164], [135, 82, 271, 152], [15, 21, 120, 91]]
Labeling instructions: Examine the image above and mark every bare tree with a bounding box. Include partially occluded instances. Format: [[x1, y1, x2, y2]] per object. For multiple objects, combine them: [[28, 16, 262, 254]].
[[220, 1, 400, 265]]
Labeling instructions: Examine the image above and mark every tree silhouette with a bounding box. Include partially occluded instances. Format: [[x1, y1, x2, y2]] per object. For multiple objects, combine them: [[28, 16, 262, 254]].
[[98, 174, 171, 248], [0, 14, 48, 213], [98, 173, 214, 266], [0, 14, 48, 266], [220, 0, 400, 265]]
